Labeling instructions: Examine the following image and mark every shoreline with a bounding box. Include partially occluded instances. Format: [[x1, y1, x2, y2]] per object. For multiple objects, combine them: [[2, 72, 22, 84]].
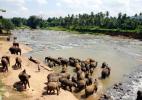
[[0, 38, 78, 100], [46, 27, 142, 40]]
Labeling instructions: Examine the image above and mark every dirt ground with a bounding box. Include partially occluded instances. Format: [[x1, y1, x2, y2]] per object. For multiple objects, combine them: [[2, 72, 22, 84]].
[[0, 39, 78, 100]]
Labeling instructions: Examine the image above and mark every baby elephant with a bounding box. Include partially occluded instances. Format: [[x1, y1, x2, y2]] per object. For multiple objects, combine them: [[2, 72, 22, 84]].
[[47, 82, 61, 95], [85, 83, 97, 97], [15, 57, 22, 69]]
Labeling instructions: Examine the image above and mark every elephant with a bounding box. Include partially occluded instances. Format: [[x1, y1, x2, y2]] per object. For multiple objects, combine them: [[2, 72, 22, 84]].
[[90, 68, 94, 75], [18, 70, 31, 89], [45, 56, 50, 63], [15, 57, 22, 69], [1, 57, 9, 72], [77, 79, 86, 90], [59, 78, 77, 92], [59, 72, 70, 80], [85, 58, 95, 64], [47, 82, 61, 95], [59, 58, 68, 67], [101, 62, 108, 68], [7, 36, 10, 41], [61, 66, 67, 73], [137, 90, 142, 100], [90, 61, 98, 70], [9, 46, 21, 55], [13, 42, 19, 47], [53, 59, 61, 66], [48, 61, 55, 68], [77, 71, 85, 80], [47, 73, 60, 82], [85, 83, 97, 97], [72, 75, 78, 83], [2, 56, 10, 65], [48, 76, 59, 83], [75, 63, 81, 71], [85, 76, 95, 86], [101, 67, 111, 79]]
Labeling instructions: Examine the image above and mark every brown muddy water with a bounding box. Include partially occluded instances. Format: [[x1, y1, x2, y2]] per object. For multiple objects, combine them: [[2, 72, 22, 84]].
[[11, 29, 142, 100]]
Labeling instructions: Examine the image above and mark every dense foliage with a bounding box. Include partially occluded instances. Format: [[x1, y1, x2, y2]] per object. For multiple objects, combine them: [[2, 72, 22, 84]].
[[0, 11, 142, 38]]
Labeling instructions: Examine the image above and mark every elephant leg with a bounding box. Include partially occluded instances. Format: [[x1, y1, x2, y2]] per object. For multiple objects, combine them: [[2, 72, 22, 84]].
[[57, 88, 59, 95], [69, 86, 72, 92], [6, 66, 8, 72]]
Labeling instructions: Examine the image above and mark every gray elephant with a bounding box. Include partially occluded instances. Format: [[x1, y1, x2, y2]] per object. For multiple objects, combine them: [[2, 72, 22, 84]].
[[75, 63, 81, 71], [1, 56, 10, 72], [101, 67, 111, 79], [59, 78, 77, 92], [47, 73, 60, 82], [85, 83, 97, 97], [15, 57, 22, 69], [77, 79, 86, 90], [13, 42, 19, 47], [59, 58, 68, 67], [137, 90, 142, 100], [72, 75, 78, 83], [9, 46, 21, 55], [90, 61, 98, 70], [47, 82, 61, 95], [18, 70, 31, 89], [59, 72, 70, 79], [48, 61, 55, 68], [77, 71, 85, 80], [101, 62, 108, 68]]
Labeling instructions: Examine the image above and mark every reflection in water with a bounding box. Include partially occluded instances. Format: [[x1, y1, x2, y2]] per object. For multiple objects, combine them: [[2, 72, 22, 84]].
[[12, 29, 142, 99]]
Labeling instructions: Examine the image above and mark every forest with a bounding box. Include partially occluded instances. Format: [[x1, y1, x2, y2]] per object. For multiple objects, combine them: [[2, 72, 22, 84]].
[[0, 11, 142, 38]]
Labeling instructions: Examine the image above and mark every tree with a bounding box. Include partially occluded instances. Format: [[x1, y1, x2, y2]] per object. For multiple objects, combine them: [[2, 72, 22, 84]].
[[27, 16, 42, 29], [1, 19, 14, 34]]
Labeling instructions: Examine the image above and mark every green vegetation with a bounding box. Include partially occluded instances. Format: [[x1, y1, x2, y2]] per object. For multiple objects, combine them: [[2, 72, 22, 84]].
[[0, 11, 142, 39]]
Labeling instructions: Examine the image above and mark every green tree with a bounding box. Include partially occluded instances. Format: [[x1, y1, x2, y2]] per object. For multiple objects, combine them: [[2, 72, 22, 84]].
[[27, 16, 42, 29], [1, 18, 14, 34]]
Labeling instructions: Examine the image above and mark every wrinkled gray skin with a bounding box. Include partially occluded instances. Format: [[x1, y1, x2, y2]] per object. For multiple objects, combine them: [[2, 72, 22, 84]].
[[47, 82, 61, 95], [1, 56, 10, 72], [85, 83, 97, 97], [137, 90, 142, 100], [18, 70, 30, 89], [15, 57, 22, 68], [101, 67, 111, 79], [59, 78, 77, 92]]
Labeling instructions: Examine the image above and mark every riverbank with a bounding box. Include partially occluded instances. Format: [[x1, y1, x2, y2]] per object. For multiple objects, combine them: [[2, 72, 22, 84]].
[[0, 38, 78, 100], [46, 26, 142, 40]]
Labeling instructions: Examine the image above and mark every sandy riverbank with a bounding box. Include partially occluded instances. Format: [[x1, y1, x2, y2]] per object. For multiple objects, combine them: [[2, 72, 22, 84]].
[[0, 39, 78, 100]]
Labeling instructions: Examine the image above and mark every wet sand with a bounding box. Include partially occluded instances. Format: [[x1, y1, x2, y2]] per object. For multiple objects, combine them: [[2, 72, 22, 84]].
[[0, 39, 78, 100]]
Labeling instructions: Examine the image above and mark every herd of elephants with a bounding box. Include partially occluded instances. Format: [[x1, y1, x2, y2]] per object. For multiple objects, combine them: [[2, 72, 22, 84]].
[[0, 37, 142, 100]]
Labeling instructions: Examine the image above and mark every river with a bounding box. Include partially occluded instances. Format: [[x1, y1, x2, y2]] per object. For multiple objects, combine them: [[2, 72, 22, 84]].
[[12, 29, 142, 100]]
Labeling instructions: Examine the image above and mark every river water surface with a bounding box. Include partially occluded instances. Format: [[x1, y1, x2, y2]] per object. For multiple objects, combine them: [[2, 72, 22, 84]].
[[12, 29, 142, 100]]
